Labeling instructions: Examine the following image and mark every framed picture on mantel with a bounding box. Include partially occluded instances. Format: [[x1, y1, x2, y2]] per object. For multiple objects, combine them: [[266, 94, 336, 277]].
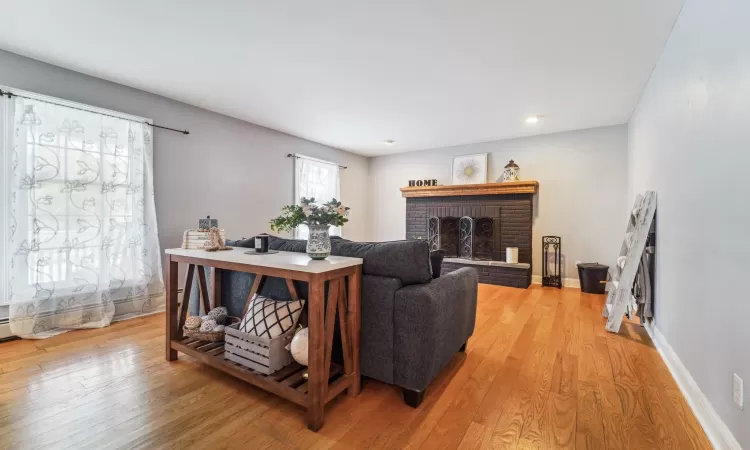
[[452, 153, 487, 185]]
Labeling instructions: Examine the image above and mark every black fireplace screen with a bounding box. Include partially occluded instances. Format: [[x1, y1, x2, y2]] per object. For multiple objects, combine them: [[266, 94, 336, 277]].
[[429, 216, 494, 260]]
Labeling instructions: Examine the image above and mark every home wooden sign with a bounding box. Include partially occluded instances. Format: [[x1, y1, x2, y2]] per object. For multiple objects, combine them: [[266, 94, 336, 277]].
[[408, 179, 438, 187]]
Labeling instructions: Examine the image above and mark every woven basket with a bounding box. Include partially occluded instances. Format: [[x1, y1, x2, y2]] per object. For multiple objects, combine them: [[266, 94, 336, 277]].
[[183, 317, 240, 342]]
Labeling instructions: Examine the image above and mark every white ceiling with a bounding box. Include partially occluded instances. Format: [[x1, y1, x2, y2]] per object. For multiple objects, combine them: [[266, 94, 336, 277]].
[[0, 1, 683, 156]]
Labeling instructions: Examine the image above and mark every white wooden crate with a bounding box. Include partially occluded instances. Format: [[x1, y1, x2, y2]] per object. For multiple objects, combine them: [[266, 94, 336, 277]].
[[224, 323, 295, 375]]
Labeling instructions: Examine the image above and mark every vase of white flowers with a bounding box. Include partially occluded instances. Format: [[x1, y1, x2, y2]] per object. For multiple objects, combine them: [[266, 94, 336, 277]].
[[270, 197, 350, 260], [306, 224, 332, 260]]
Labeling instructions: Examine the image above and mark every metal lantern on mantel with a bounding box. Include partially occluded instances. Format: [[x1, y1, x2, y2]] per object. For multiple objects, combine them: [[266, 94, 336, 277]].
[[501, 160, 520, 182], [542, 236, 562, 288]]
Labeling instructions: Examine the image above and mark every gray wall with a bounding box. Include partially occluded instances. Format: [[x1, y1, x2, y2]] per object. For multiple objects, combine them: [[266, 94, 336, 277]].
[[369, 125, 629, 281], [0, 49, 371, 268], [628, 0, 748, 446]]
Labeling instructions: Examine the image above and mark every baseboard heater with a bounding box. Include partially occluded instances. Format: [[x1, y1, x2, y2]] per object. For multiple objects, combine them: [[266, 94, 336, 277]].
[[0, 317, 16, 342]]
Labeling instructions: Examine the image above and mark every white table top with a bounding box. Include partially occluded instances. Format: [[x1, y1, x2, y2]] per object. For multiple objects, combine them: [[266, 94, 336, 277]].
[[165, 247, 362, 274]]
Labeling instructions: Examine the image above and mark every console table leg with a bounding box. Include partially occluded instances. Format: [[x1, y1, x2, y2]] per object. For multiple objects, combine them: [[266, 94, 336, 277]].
[[197, 266, 211, 314], [347, 266, 362, 397], [165, 257, 178, 361], [306, 274, 326, 431], [210, 267, 222, 307]]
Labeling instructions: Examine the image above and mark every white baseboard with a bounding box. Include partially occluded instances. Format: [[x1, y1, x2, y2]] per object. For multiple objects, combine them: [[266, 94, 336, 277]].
[[0, 322, 12, 340], [644, 323, 741, 450], [531, 275, 581, 289]]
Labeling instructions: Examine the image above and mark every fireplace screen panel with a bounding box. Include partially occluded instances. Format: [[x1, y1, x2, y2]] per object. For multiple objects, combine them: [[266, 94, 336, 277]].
[[459, 217, 473, 259], [427, 216, 459, 257], [428, 217, 439, 251], [473, 217, 494, 260], [429, 215, 495, 260]]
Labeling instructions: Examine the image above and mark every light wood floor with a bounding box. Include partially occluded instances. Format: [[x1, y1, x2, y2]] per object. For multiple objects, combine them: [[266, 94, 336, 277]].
[[0, 285, 710, 449]]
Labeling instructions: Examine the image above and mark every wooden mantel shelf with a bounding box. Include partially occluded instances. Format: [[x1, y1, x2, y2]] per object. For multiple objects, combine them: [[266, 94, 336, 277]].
[[400, 180, 538, 198]]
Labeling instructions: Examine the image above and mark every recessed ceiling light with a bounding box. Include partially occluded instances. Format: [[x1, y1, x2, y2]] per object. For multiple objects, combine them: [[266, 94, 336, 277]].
[[525, 116, 540, 124], [383, 140, 395, 145]]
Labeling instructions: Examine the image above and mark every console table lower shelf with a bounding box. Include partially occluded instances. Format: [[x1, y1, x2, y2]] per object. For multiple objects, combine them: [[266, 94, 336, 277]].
[[171, 336, 352, 406]]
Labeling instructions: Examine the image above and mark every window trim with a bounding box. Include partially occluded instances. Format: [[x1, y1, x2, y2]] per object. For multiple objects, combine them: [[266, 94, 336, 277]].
[[0, 85, 151, 124]]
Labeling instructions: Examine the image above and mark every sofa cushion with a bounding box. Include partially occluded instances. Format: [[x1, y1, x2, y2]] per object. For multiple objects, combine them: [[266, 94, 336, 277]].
[[227, 235, 346, 253], [269, 237, 307, 253], [360, 274, 401, 384], [225, 237, 255, 248], [331, 240, 432, 285], [227, 235, 432, 286]]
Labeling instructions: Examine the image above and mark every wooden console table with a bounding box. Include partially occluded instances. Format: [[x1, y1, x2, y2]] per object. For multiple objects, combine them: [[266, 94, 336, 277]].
[[164, 247, 363, 431]]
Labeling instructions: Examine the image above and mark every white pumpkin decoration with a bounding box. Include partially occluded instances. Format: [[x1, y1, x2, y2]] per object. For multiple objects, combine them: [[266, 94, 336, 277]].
[[289, 327, 309, 366]]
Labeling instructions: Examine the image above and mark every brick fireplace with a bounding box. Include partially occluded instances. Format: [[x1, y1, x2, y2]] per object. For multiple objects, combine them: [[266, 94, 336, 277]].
[[401, 181, 538, 288]]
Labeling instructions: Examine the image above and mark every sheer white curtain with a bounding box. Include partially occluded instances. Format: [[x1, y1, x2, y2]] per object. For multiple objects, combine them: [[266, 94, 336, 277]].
[[1, 91, 164, 339], [293, 155, 341, 239]]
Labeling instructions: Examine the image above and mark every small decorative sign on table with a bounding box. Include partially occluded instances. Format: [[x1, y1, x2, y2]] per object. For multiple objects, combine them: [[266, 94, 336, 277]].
[[199, 216, 218, 230]]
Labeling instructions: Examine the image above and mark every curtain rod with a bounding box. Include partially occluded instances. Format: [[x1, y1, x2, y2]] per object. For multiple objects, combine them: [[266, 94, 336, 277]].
[[287, 153, 347, 169], [0, 88, 190, 135]]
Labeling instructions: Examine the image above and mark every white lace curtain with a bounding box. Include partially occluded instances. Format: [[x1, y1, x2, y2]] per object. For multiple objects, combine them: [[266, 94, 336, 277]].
[[293, 155, 341, 239], [1, 92, 164, 339]]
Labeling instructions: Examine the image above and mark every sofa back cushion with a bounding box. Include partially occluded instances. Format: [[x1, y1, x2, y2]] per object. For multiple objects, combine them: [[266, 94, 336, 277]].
[[227, 236, 432, 286], [332, 240, 432, 285], [226, 236, 307, 252]]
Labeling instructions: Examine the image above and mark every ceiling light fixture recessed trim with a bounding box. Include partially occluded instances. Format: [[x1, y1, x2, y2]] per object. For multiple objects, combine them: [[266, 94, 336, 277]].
[[383, 140, 396, 145], [525, 116, 541, 124]]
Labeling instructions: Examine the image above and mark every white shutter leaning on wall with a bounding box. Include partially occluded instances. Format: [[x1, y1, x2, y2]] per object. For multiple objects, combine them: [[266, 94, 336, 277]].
[[293, 154, 342, 239]]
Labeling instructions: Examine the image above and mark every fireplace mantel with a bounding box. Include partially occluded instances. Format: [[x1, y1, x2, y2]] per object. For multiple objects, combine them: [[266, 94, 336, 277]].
[[400, 180, 538, 198]]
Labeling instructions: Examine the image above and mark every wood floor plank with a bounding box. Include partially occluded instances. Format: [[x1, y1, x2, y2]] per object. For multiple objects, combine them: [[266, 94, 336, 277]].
[[546, 392, 577, 449], [605, 331, 661, 449], [489, 383, 533, 448], [0, 285, 711, 450], [575, 382, 605, 450], [591, 337, 628, 450]]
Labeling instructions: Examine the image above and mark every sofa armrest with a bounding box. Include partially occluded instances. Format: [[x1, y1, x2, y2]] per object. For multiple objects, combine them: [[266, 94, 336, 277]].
[[393, 267, 478, 391]]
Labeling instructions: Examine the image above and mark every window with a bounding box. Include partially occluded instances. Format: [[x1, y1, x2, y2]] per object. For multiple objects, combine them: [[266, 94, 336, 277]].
[[293, 155, 342, 239], [1, 87, 164, 337]]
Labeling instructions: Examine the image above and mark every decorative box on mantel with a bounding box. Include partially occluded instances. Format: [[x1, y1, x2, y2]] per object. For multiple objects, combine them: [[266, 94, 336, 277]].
[[401, 181, 538, 288]]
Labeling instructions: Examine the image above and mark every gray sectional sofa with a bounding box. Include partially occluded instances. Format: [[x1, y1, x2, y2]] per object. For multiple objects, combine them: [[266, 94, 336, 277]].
[[189, 235, 478, 407]]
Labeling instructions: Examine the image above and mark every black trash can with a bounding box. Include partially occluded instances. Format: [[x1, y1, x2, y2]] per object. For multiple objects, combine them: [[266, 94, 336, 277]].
[[577, 263, 609, 294]]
